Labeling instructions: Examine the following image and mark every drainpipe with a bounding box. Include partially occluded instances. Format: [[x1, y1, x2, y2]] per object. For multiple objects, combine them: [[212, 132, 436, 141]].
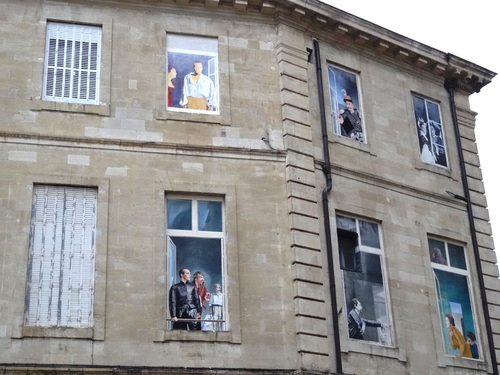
[[313, 38, 343, 375], [444, 69, 498, 375]]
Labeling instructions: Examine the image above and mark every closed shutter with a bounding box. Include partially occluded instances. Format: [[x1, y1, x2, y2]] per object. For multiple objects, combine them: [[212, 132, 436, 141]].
[[43, 22, 101, 104], [25, 186, 97, 327]]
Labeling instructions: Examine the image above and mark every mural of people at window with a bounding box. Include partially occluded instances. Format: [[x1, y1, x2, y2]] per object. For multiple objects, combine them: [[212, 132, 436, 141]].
[[166, 197, 226, 331], [328, 65, 365, 142], [413, 95, 448, 167], [336, 215, 391, 345], [428, 238, 479, 359], [166, 35, 219, 113]]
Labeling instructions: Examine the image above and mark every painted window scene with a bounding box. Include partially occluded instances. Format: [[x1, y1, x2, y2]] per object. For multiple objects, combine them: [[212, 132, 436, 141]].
[[412, 95, 448, 168], [166, 197, 226, 331], [167, 34, 219, 114], [429, 238, 479, 359], [337, 215, 391, 345], [328, 65, 365, 142]]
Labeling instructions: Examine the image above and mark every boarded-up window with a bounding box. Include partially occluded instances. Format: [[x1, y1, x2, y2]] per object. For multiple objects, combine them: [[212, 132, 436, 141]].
[[24, 185, 97, 327], [43, 22, 101, 104]]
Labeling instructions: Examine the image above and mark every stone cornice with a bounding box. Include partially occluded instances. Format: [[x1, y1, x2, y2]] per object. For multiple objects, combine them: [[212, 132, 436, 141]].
[[51, 0, 496, 93]]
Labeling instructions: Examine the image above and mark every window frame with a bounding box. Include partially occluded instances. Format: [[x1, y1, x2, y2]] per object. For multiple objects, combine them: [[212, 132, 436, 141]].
[[42, 22, 102, 105], [12, 177, 109, 341], [166, 34, 220, 115], [327, 64, 366, 143], [165, 195, 228, 332], [336, 214, 393, 347], [412, 94, 448, 169], [154, 182, 240, 344], [24, 184, 98, 329], [428, 237, 481, 360]]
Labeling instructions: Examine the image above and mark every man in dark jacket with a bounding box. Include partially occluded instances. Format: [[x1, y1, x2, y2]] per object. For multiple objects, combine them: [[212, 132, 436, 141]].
[[169, 269, 202, 330], [348, 298, 383, 340]]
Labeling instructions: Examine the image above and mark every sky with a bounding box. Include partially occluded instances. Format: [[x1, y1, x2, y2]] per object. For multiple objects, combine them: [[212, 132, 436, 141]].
[[323, 1, 500, 263]]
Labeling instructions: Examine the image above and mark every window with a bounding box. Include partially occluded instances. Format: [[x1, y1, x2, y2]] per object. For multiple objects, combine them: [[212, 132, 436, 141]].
[[328, 65, 365, 142], [166, 34, 219, 114], [166, 196, 226, 331], [428, 238, 479, 359], [412, 95, 448, 168], [24, 185, 97, 328], [43, 22, 102, 104], [336, 215, 391, 345]]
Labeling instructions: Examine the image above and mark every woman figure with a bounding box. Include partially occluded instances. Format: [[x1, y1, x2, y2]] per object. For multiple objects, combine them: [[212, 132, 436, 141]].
[[445, 314, 472, 358], [167, 65, 177, 107], [418, 118, 436, 164]]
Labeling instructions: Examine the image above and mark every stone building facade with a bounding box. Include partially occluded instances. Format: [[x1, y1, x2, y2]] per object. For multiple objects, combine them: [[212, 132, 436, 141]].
[[0, 0, 498, 374]]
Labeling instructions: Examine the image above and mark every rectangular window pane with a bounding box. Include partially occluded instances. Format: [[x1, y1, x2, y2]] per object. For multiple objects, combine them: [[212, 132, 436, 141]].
[[359, 220, 380, 248], [167, 199, 192, 230], [198, 200, 222, 232]]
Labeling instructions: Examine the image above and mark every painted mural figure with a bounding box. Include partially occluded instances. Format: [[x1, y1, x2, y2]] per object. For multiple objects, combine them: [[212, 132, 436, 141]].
[[467, 331, 479, 359], [347, 298, 384, 340], [445, 314, 472, 358], [167, 65, 177, 108], [430, 247, 447, 265], [168, 269, 201, 330], [180, 61, 217, 111], [210, 283, 224, 331], [193, 271, 210, 311], [338, 90, 364, 142], [417, 118, 436, 163]]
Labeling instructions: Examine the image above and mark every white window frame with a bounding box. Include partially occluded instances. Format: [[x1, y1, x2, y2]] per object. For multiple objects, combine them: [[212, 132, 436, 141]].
[[429, 238, 480, 359], [337, 214, 393, 346], [165, 195, 227, 331], [24, 185, 97, 328], [328, 64, 366, 143], [412, 94, 448, 168], [43, 22, 102, 104]]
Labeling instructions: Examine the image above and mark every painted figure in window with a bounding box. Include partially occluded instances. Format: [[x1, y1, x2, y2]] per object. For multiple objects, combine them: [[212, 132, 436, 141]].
[[168, 269, 202, 330], [430, 123, 446, 165], [338, 90, 364, 142], [180, 61, 217, 111], [210, 283, 224, 331], [202, 283, 224, 331], [167, 65, 177, 108], [348, 298, 385, 340], [445, 314, 472, 358], [467, 331, 479, 359], [417, 117, 436, 164], [430, 247, 447, 265], [193, 271, 211, 311]]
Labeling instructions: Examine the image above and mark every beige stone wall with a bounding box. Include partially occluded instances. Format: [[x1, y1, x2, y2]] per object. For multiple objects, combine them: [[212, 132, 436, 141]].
[[1, 0, 499, 374]]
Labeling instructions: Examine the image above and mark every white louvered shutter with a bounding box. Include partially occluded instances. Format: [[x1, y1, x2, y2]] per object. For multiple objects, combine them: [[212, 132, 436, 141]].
[[43, 23, 101, 104], [25, 186, 97, 327]]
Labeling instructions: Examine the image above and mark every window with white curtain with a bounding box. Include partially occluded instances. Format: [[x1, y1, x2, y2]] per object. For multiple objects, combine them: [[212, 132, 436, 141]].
[[24, 185, 97, 328], [43, 22, 101, 104]]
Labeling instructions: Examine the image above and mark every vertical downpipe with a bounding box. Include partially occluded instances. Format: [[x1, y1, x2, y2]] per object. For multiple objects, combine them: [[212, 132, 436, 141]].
[[313, 38, 343, 375], [444, 72, 498, 375]]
